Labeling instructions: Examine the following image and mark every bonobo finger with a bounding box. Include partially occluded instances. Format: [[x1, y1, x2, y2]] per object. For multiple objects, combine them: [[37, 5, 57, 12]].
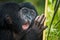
[[39, 16, 46, 27], [38, 26, 47, 37], [38, 14, 44, 27], [41, 16, 46, 24], [38, 17, 46, 29], [38, 14, 44, 22], [38, 14, 44, 23], [34, 16, 40, 25], [38, 24, 43, 29], [35, 16, 40, 21], [34, 14, 45, 27], [39, 26, 47, 33]]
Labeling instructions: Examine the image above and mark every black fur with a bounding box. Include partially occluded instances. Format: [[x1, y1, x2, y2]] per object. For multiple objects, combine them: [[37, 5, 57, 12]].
[[0, 2, 21, 40], [0, 2, 43, 40]]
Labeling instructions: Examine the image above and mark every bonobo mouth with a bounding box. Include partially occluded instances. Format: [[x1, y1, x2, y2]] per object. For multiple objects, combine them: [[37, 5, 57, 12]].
[[22, 22, 30, 30]]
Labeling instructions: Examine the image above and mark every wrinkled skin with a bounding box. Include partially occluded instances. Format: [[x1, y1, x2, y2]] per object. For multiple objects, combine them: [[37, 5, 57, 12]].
[[32, 14, 47, 38], [32, 14, 46, 34]]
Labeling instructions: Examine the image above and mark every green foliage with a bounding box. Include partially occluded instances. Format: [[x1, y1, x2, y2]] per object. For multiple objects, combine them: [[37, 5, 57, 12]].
[[46, 0, 60, 40]]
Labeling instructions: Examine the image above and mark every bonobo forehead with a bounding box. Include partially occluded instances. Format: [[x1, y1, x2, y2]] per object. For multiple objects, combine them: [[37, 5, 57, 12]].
[[19, 2, 38, 17], [19, 7, 37, 18]]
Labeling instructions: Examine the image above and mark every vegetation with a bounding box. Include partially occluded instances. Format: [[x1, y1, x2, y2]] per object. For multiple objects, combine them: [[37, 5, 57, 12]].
[[46, 0, 60, 40]]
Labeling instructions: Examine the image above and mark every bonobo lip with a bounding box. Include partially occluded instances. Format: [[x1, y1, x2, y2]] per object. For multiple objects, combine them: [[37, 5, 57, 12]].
[[22, 22, 30, 30]]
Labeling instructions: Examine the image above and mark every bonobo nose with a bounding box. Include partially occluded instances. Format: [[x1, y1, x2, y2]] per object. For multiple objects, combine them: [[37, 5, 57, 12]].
[[24, 18, 28, 22], [26, 15, 31, 19], [26, 15, 32, 21]]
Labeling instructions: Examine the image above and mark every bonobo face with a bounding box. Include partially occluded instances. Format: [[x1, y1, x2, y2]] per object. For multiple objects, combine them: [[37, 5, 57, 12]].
[[19, 7, 36, 30]]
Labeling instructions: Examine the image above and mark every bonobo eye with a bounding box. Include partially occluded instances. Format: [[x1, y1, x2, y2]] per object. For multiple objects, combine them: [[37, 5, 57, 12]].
[[30, 10, 36, 17], [21, 7, 29, 15], [30, 11, 34, 15], [23, 9, 28, 14], [20, 7, 36, 19], [30, 10, 35, 16]]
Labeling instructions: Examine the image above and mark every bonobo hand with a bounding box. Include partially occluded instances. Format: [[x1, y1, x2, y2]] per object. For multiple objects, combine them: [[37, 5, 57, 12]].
[[32, 14, 47, 34]]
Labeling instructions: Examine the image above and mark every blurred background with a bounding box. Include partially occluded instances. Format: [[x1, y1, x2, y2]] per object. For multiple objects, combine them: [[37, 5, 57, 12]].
[[46, 0, 60, 40]]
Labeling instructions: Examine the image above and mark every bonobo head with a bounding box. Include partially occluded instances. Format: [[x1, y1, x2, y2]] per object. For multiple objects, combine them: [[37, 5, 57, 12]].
[[19, 2, 38, 30]]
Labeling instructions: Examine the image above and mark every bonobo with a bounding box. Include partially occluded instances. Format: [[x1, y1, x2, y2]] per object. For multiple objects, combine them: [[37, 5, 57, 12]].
[[18, 2, 47, 40], [0, 2, 47, 40]]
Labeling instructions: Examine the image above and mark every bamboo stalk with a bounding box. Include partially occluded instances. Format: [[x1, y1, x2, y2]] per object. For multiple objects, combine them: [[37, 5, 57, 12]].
[[43, 0, 48, 40]]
